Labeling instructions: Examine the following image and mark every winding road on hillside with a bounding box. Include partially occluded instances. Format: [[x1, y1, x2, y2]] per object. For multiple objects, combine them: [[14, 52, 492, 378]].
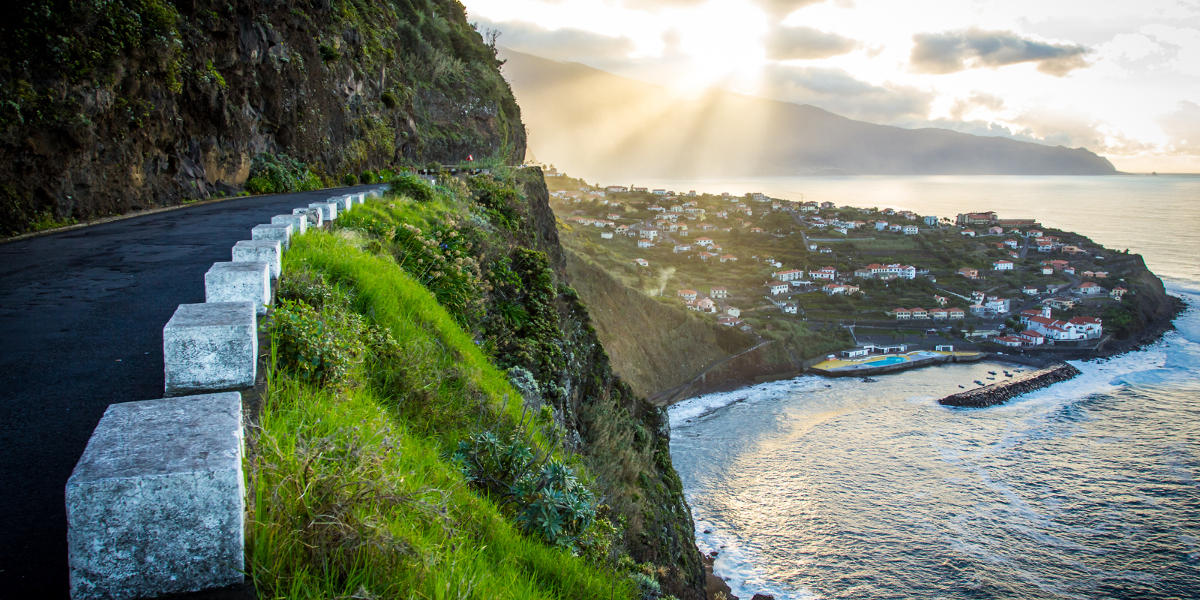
[[0, 185, 382, 597]]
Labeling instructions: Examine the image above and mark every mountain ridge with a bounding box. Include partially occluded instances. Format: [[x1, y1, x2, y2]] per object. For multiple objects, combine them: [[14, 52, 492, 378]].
[[499, 49, 1117, 179]]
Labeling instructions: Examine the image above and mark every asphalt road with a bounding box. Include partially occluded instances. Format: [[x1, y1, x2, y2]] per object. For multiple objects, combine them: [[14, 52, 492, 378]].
[[0, 185, 382, 597]]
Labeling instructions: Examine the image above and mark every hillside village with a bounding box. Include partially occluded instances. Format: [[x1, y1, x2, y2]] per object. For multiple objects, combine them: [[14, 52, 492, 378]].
[[545, 171, 1151, 360]]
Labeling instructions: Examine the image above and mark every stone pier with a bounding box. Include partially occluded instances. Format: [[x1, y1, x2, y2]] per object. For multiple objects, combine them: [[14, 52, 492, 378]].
[[271, 213, 306, 236], [162, 302, 257, 396], [66, 392, 245, 600], [204, 261, 271, 315], [232, 239, 281, 279], [251, 223, 292, 251]]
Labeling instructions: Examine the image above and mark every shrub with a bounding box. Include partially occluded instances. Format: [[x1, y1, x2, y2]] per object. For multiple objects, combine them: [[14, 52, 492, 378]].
[[388, 221, 486, 327], [318, 43, 339, 62], [268, 299, 365, 387], [388, 173, 434, 203], [453, 432, 597, 550], [244, 153, 323, 195], [381, 90, 397, 108], [359, 170, 376, 184], [342, 173, 358, 186]]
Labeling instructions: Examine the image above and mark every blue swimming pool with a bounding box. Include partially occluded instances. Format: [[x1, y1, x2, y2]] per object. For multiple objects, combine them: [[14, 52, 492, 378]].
[[868, 356, 907, 365]]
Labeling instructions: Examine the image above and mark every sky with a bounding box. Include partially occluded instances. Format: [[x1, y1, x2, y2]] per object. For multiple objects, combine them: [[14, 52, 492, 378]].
[[461, 0, 1200, 173]]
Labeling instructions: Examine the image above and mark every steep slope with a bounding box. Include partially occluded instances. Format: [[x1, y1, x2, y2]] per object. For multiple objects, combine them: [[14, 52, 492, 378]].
[[500, 49, 1116, 179], [565, 249, 759, 399], [0, 0, 525, 235], [250, 169, 706, 598]]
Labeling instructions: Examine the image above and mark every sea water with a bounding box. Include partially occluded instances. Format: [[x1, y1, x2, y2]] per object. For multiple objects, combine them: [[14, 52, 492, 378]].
[[666, 176, 1200, 599]]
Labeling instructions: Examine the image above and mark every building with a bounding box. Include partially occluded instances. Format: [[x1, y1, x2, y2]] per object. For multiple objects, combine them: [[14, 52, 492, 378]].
[[993, 260, 1014, 271], [892, 308, 912, 319], [638, 228, 659, 239], [637, 238, 655, 248], [695, 237, 714, 247], [720, 254, 738, 263], [677, 289, 698, 301], [903, 225, 920, 235], [924, 215, 939, 227], [948, 308, 965, 319], [773, 268, 805, 282], [782, 302, 798, 314], [768, 280, 790, 295], [1111, 286, 1128, 300], [633, 258, 649, 267], [810, 267, 838, 280], [710, 286, 729, 299], [1078, 282, 1106, 296], [956, 211, 997, 226], [958, 268, 980, 279]]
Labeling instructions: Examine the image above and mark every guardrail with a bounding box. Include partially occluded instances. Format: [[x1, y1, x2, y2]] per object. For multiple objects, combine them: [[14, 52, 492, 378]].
[[65, 187, 386, 599]]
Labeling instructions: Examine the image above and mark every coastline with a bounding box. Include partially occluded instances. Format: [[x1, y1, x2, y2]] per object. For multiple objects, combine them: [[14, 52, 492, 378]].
[[664, 292, 1184, 407]]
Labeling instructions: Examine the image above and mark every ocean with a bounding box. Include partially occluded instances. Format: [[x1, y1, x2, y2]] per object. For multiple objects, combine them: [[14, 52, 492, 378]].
[[665, 175, 1200, 599]]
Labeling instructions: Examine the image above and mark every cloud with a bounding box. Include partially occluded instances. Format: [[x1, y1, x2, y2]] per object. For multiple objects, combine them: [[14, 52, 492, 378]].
[[910, 28, 1090, 76], [766, 26, 859, 59], [762, 65, 932, 122], [1160, 100, 1200, 153], [616, 0, 831, 16], [947, 92, 1005, 121], [473, 17, 634, 63]]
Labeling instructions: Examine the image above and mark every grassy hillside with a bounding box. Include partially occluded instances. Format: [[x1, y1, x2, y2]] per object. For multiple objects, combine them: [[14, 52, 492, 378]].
[[0, 0, 525, 235], [250, 169, 704, 598], [565, 249, 756, 400]]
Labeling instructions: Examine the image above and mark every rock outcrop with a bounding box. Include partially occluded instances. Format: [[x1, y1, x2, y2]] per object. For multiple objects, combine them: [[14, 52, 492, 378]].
[[0, 0, 525, 235]]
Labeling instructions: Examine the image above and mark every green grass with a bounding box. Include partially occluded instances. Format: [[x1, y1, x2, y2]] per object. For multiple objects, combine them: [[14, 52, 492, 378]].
[[248, 229, 634, 599]]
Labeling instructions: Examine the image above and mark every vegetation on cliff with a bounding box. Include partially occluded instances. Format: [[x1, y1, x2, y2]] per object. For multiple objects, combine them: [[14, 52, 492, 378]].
[[0, 0, 525, 235], [251, 169, 704, 598]]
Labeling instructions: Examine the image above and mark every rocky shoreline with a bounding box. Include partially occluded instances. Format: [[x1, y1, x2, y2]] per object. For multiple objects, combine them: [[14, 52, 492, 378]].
[[937, 362, 1083, 408]]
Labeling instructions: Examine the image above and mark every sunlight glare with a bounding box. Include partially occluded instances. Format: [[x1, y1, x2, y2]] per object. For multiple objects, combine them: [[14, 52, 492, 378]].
[[667, 0, 767, 93]]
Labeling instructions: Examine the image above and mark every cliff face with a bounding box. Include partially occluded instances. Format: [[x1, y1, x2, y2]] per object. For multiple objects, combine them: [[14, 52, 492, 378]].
[[0, 0, 525, 235], [514, 170, 706, 598]]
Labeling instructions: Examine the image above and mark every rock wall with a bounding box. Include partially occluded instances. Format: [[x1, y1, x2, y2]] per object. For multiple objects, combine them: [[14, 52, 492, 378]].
[[938, 363, 1082, 408], [0, 0, 525, 235]]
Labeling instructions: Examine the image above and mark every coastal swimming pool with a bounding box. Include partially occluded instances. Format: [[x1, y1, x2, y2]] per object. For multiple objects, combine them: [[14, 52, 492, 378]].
[[867, 356, 906, 366]]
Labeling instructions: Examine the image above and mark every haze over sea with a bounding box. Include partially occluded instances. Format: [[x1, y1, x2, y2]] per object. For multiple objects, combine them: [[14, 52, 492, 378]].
[[665, 175, 1200, 599]]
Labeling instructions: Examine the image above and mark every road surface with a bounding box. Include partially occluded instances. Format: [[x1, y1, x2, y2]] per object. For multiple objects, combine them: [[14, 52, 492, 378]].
[[0, 185, 381, 597]]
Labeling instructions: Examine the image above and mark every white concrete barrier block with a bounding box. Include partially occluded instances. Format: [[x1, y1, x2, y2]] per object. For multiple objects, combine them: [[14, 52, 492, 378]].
[[66, 392, 245, 600], [272, 213, 306, 236], [251, 223, 292, 251], [232, 239, 281, 279], [293, 206, 322, 227], [332, 196, 352, 213], [163, 302, 257, 396], [309, 201, 336, 222], [205, 261, 270, 315], [356, 192, 367, 205]]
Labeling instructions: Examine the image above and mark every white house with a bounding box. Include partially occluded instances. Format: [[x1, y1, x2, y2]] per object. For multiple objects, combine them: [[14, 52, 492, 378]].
[[1077, 282, 1106, 296], [773, 268, 805, 282], [601, 232, 613, 240], [809, 267, 838, 280], [993, 260, 1014, 271], [677, 289, 698, 301], [903, 225, 920, 235], [710, 287, 729, 299], [637, 238, 655, 248], [768, 280, 790, 295]]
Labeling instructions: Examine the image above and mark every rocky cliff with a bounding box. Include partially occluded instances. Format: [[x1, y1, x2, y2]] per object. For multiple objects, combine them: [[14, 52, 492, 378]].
[[0, 0, 525, 235]]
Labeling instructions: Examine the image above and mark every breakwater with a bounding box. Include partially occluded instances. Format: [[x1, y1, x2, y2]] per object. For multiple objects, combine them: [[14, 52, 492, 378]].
[[938, 362, 1082, 407]]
